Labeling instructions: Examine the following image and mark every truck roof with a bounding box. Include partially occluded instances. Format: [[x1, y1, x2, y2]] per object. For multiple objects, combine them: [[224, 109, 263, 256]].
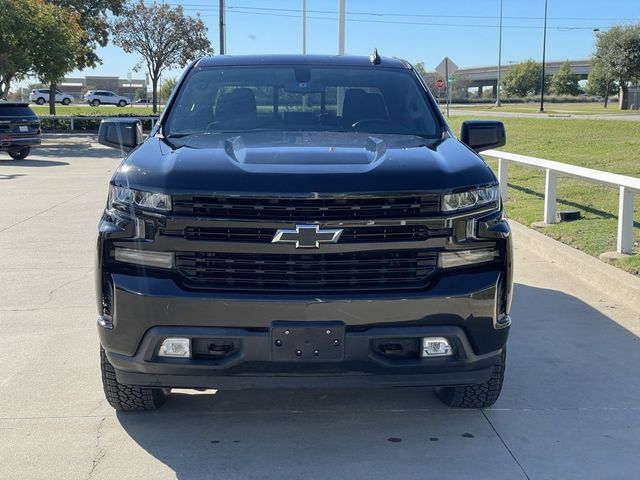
[[195, 54, 410, 69]]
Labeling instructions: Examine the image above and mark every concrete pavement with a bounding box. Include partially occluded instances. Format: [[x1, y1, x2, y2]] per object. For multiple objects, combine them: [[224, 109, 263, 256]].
[[1, 136, 640, 479]]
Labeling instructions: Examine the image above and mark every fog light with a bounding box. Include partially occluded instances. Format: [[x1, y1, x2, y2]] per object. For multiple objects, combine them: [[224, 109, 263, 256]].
[[422, 337, 452, 357], [158, 338, 191, 358]]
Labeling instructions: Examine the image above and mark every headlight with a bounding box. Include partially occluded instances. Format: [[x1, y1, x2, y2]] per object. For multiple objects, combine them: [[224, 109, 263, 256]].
[[442, 186, 499, 212], [109, 185, 171, 212]]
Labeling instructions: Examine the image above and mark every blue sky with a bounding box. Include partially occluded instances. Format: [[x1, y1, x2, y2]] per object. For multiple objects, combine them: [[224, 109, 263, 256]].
[[64, 0, 640, 81]]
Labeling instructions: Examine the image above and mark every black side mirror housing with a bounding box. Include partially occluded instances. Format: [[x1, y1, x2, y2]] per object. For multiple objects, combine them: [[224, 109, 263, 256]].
[[98, 118, 143, 152], [460, 120, 506, 152]]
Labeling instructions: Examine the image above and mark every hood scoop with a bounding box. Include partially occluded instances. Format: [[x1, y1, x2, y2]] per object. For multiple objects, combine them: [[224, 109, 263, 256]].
[[223, 134, 387, 166]]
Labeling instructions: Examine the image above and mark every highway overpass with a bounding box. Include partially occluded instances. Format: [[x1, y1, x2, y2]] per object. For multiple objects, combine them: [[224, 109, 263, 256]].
[[454, 59, 591, 95]]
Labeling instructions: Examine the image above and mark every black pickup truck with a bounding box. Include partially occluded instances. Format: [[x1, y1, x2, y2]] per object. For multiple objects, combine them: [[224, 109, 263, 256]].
[[96, 54, 512, 411]]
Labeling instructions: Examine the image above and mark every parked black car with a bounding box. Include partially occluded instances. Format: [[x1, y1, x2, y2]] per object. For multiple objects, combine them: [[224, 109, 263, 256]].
[[0, 101, 41, 159], [96, 54, 512, 411]]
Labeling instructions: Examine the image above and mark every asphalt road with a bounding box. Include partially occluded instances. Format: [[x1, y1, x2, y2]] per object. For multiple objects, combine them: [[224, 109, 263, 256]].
[[1, 135, 640, 480]]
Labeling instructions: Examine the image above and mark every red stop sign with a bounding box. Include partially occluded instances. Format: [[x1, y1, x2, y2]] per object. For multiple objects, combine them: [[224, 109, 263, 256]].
[[436, 78, 445, 89]]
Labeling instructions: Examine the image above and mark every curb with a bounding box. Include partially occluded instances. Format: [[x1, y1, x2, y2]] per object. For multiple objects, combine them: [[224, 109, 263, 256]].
[[510, 220, 640, 306]]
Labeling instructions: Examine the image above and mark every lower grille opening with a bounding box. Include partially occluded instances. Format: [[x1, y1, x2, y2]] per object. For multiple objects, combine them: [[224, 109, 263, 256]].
[[175, 250, 438, 293]]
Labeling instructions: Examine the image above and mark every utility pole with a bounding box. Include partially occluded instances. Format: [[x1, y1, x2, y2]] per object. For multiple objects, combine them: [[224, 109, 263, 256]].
[[219, 0, 226, 55], [302, 0, 307, 54], [338, 0, 345, 55], [539, 0, 548, 113], [496, 0, 503, 107], [337, 0, 346, 115]]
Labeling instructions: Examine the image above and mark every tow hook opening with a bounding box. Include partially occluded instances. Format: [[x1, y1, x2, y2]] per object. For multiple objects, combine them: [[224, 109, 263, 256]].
[[372, 338, 420, 359], [192, 339, 238, 360]]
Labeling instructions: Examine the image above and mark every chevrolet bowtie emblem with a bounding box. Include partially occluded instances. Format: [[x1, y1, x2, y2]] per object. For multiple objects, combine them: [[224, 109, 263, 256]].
[[272, 224, 343, 249]]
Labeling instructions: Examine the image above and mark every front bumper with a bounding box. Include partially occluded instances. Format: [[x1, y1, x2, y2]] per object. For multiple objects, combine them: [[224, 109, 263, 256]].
[[99, 268, 509, 389], [108, 325, 503, 389]]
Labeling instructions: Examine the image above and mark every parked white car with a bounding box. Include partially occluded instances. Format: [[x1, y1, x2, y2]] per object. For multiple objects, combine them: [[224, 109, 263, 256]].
[[29, 89, 74, 105], [85, 90, 131, 107]]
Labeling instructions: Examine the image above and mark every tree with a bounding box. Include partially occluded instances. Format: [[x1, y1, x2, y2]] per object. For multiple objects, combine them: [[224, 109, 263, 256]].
[[30, 3, 85, 113], [413, 62, 438, 96], [44, 0, 124, 113], [0, 0, 39, 98], [549, 60, 581, 96], [0, 0, 84, 110], [134, 87, 147, 101], [112, 1, 213, 113], [501, 59, 542, 98], [159, 77, 177, 103], [585, 60, 617, 108], [46, 0, 126, 69], [594, 25, 640, 109]]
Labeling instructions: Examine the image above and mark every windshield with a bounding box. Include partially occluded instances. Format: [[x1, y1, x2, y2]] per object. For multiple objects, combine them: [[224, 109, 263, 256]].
[[163, 66, 442, 139]]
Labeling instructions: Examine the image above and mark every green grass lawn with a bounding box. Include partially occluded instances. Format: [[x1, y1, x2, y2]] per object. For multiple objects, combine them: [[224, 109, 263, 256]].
[[451, 102, 639, 116], [32, 105, 157, 116], [447, 116, 640, 275]]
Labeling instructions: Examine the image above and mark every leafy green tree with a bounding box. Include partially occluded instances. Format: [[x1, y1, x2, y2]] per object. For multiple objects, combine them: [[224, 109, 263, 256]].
[[112, 1, 213, 113], [594, 25, 640, 109], [0, 0, 39, 98], [0, 0, 84, 110], [159, 77, 177, 103], [501, 59, 542, 98], [585, 60, 617, 108], [549, 60, 581, 96], [46, 0, 125, 69], [29, 3, 85, 113]]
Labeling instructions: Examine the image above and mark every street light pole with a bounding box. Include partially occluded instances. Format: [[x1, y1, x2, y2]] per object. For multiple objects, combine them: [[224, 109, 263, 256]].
[[539, 0, 548, 112], [496, 0, 503, 107], [219, 0, 226, 55], [302, 0, 307, 54]]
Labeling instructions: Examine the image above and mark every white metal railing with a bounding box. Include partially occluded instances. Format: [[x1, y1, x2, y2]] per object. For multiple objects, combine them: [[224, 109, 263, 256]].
[[483, 149, 640, 255]]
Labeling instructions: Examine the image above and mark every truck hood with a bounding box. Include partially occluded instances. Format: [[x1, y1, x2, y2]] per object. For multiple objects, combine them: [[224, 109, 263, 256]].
[[113, 131, 496, 195]]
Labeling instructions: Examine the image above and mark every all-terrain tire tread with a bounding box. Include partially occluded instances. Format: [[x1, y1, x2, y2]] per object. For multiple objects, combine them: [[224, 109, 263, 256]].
[[435, 348, 506, 408], [100, 347, 167, 411]]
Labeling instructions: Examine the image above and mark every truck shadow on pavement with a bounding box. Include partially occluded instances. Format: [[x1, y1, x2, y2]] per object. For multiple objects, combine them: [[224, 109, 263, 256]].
[[35, 145, 123, 159], [0, 158, 69, 168], [115, 283, 640, 480]]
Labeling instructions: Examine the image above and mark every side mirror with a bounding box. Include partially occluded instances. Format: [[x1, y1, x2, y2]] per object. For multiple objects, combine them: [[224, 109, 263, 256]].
[[460, 120, 506, 153], [98, 118, 143, 152]]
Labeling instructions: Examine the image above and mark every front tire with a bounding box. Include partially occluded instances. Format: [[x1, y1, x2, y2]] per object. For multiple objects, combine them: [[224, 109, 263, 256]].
[[91, 99, 100, 107], [8, 147, 30, 160], [62, 98, 71, 105], [100, 347, 169, 411], [36, 97, 45, 105], [435, 348, 506, 408], [118, 100, 127, 107]]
